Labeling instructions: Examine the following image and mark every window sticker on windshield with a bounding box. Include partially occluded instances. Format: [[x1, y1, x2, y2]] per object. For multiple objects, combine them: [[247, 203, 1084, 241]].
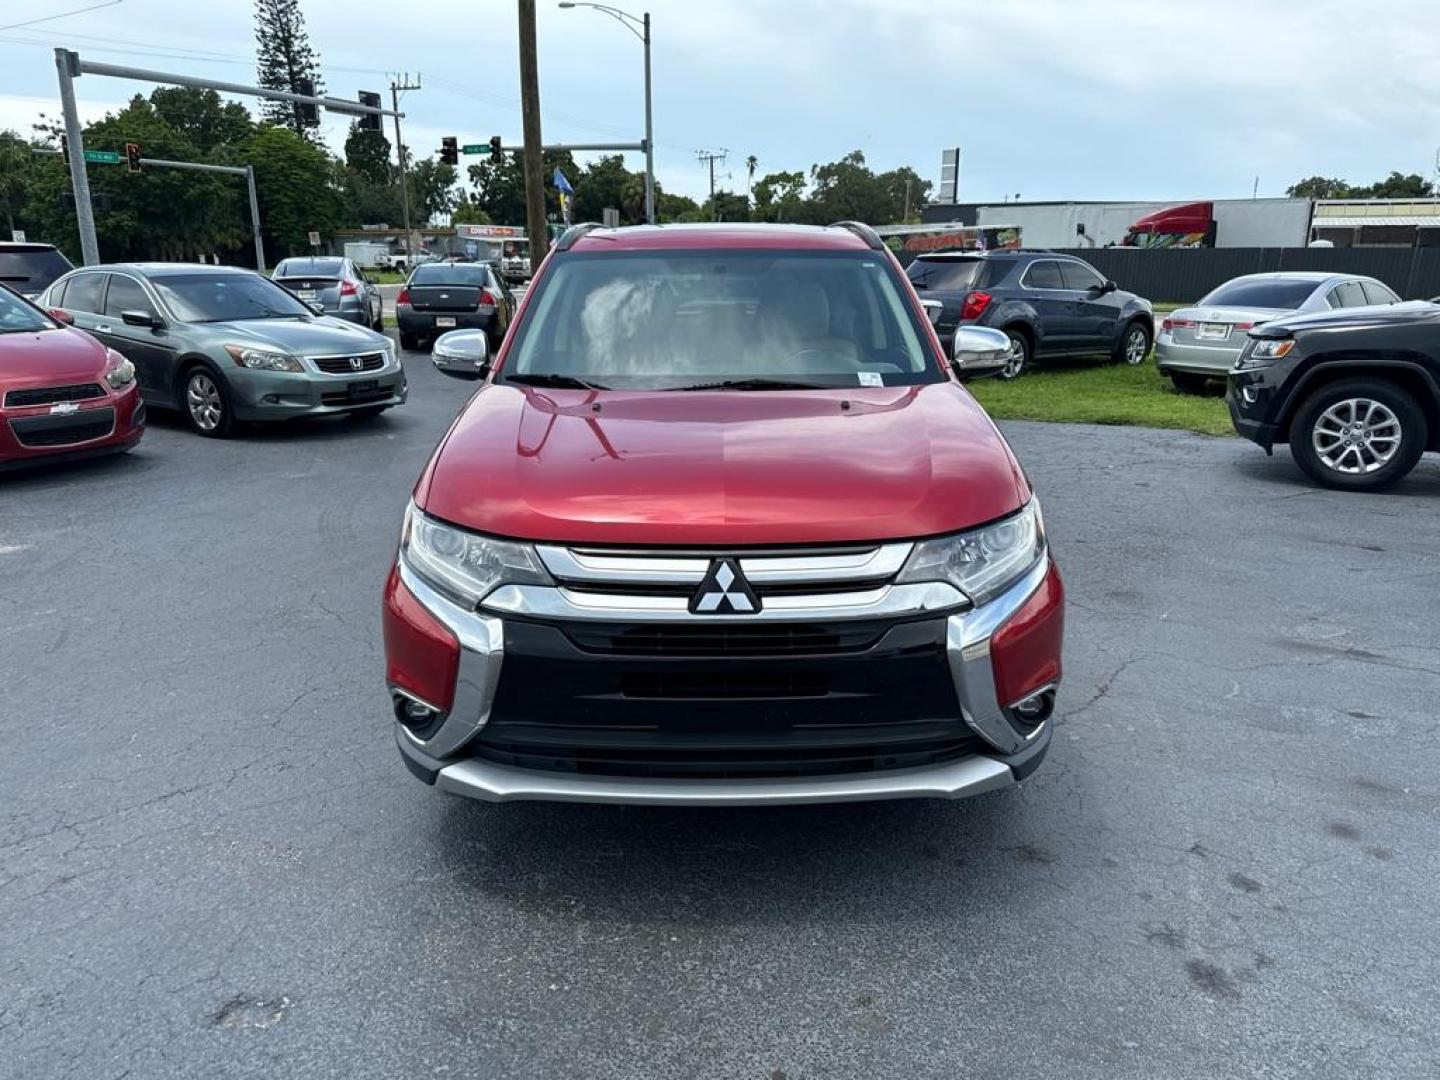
[[857, 371, 884, 387]]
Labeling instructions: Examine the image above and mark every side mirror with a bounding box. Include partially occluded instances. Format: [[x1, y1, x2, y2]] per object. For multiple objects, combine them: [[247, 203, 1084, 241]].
[[48, 307, 74, 325], [1101, 279, 1118, 293], [120, 309, 162, 329], [432, 329, 490, 381], [951, 325, 1013, 378], [307, 300, 326, 315]]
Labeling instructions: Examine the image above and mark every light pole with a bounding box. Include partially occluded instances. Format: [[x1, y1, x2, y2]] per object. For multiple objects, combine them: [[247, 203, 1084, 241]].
[[558, 2, 654, 225]]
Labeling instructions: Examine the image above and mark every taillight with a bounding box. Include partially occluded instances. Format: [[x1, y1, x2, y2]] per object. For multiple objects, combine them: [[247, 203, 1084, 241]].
[[479, 289, 497, 306], [383, 565, 460, 713], [1167, 318, 1196, 329], [960, 291, 992, 321], [990, 561, 1064, 709], [1161, 317, 1173, 332], [1232, 322, 1254, 330], [396, 288, 410, 306], [339, 279, 357, 296]]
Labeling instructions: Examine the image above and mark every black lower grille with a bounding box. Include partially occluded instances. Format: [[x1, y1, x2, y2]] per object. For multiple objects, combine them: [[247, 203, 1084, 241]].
[[321, 384, 392, 406], [10, 407, 115, 447], [312, 352, 385, 375], [474, 618, 974, 779], [563, 620, 886, 657], [5, 382, 106, 408]]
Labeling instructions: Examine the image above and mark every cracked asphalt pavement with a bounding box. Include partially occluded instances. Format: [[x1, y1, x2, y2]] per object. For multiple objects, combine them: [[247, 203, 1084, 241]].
[[3, 347, 1439, 1078]]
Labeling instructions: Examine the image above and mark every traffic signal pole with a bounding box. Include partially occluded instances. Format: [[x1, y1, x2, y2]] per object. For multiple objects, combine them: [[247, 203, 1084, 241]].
[[52, 47, 398, 265]]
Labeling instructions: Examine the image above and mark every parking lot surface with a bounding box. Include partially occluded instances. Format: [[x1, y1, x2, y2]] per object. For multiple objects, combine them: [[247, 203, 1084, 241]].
[[3, 345, 1439, 1078]]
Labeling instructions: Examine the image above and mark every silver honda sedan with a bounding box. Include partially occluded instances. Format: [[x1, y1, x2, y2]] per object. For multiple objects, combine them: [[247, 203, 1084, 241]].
[[1156, 272, 1400, 392]]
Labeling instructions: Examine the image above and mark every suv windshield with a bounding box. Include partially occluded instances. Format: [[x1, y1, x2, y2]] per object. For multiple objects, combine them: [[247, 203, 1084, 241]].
[[411, 264, 490, 286], [1201, 279, 1318, 309], [906, 257, 988, 291], [151, 273, 313, 322], [0, 246, 73, 295], [504, 250, 937, 390], [0, 286, 58, 333]]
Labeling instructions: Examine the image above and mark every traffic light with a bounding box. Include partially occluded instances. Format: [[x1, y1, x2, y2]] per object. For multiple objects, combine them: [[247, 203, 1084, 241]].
[[294, 77, 319, 127], [489, 136, 504, 164], [125, 142, 142, 173], [357, 90, 382, 132], [440, 136, 459, 166]]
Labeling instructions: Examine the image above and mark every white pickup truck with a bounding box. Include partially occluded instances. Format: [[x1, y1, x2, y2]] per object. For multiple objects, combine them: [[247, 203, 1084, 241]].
[[376, 251, 437, 273]]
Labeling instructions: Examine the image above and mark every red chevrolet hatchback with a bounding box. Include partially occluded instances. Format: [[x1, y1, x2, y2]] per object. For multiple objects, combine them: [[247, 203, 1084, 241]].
[[384, 223, 1063, 806], [0, 285, 144, 470]]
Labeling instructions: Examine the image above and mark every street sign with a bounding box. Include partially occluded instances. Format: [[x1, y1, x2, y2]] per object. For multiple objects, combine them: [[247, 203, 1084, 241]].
[[461, 144, 486, 155], [10, 230, 25, 242], [83, 149, 121, 164], [308, 231, 321, 247]]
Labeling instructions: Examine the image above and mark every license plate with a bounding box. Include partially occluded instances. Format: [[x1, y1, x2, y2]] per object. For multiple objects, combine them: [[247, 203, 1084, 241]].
[[1197, 322, 1230, 341], [435, 316, 457, 328], [297, 289, 316, 300], [347, 380, 379, 397]]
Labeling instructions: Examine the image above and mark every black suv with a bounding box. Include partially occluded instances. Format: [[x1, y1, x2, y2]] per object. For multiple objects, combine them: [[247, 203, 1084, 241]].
[[0, 242, 74, 301], [907, 251, 1153, 379], [1229, 300, 1440, 491]]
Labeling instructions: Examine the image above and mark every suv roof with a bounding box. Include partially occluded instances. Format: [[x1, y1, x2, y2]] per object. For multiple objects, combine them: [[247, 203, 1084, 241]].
[[564, 223, 875, 254]]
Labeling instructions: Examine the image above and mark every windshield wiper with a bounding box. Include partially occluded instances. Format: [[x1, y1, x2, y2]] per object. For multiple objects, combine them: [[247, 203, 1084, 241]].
[[505, 373, 610, 390], [670, 378, 826, 391]]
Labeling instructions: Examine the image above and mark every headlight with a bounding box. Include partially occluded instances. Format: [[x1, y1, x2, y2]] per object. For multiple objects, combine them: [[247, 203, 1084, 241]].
[[897, 500, 1045, 606], [400, 503, 552, 605], [1237, 338, 1294, 368], [224, 344, 304, 372], [103, 349, 135, 389]]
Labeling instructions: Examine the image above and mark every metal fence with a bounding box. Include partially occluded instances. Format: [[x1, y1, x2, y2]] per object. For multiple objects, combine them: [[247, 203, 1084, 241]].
[[1046, 247, 1440, 304]]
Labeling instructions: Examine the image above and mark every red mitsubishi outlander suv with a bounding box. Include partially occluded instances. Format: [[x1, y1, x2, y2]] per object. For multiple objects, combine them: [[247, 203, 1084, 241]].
[[384, 222, 1063, 806]]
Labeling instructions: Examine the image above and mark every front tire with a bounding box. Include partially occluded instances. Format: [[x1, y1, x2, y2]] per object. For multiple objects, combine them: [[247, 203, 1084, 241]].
[[182, 367, 234, 438], [1116, 320, 1151, 366], [1288, 378, 1426, 491]]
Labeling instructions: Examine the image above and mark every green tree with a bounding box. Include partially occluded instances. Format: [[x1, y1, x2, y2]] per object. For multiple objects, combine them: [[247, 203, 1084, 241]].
[[466, 149, 577, 225], [656, 189, 702, 223], [704, 189, 750, 222], [1358, 171, 1434, 199], [407, 157, 458, 223], [877, 165, 930, 222], [1286, 176, 1353, 198], [751, 169, 807, 222], [451, 196, 491, 225], [149, 87, 254, 153], [0, 130, 36, 236], [343, 121, 392, 185], [571, 155, 646, 224], [808, 150, 901, 224], [245, 124, 342, 256], [253, 0, 324, 137]]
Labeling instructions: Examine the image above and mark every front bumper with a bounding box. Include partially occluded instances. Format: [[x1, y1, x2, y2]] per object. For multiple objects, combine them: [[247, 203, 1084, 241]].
[[1155, 335, 1244, 375], [226, 359, 407, 420], [0, 383, 144, 468], [387, 555, 1060, 806]]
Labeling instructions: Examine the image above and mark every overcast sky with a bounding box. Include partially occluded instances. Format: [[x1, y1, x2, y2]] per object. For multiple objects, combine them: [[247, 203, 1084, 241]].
[[3, 0, 1439, 207]]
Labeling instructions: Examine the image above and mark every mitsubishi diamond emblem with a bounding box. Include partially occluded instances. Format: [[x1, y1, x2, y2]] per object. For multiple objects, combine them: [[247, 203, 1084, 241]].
[[690, 558, 761, 614], [348, 356, 364, 371]]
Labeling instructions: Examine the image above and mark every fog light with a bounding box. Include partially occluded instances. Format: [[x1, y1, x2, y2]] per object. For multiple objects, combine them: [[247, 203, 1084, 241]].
[[392, 692, 440, 730], [262, 394, 281, 404], [1241, 385, 1259, 405], [1007, 687, 1054, 733]]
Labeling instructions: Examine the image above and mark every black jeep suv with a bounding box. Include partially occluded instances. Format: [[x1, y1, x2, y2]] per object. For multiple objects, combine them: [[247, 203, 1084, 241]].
[[1229, 300, 1440, 491], [907, 251, 1153, 379]]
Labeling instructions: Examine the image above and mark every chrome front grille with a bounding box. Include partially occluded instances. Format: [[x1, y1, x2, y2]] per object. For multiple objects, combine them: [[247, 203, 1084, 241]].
[[309, 352, 386, 375]]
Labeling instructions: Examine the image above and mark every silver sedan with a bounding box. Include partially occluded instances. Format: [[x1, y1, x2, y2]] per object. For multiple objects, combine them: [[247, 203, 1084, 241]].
[[1156, 272, 1400, 392]]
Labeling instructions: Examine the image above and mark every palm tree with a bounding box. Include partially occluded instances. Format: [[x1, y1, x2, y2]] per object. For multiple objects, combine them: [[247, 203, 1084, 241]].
[[746, 154, 758, 199]]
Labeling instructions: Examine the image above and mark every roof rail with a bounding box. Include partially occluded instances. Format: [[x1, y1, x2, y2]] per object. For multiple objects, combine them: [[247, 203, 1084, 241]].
[[555, 222, 604, 252], [830, 220, 886, 251]]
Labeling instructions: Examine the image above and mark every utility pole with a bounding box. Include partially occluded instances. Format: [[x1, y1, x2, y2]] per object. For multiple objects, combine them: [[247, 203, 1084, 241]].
[[697, 148, 727, 221], [641, 11, 654, 225], [391, 74, 421, 262], [518, 0, 549, 260]]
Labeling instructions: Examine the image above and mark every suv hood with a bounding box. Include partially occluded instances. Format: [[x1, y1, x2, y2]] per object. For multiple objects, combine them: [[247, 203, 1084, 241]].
[[201, 316, 385, 353], [1253, 300, 1438, 337], [419, 383, 1031, 546]]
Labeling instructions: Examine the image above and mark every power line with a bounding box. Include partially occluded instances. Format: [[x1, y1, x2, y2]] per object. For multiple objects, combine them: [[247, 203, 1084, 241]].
[[696, 148, 728, 220], [0, 0, 123, 34]]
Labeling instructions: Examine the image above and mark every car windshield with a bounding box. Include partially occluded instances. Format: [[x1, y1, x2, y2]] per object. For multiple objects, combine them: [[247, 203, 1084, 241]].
[[503, 250, 938, 390], [0, 286, 57, 333], [150, 273, 313, 322], [906, 257, 986, 291], [411, 264, 490, 286], [1201, 279, 1319, 309], [0, 247, 73, 294], [276, 258, 343, 278]]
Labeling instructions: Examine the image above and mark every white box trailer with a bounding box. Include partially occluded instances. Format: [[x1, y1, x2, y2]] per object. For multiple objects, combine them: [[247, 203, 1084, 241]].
[[344, 241, 392, 269], [970, 198, 1314, 249]]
